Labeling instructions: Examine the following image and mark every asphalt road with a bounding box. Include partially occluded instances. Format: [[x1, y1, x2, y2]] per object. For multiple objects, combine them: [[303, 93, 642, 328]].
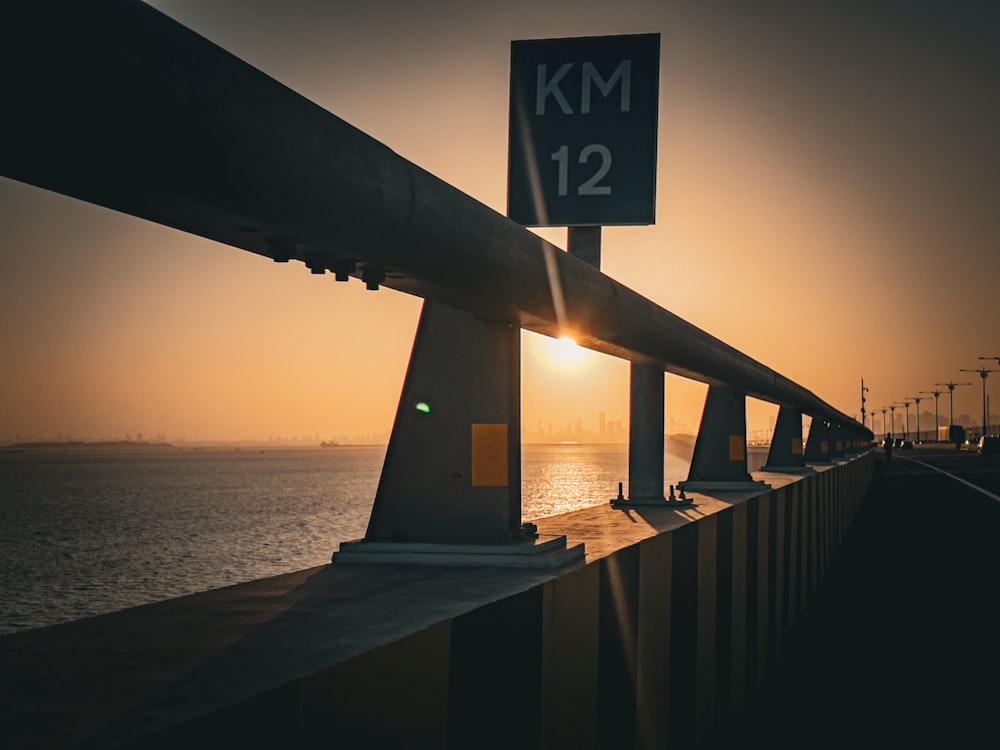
[[733, 448, 1000, 748]]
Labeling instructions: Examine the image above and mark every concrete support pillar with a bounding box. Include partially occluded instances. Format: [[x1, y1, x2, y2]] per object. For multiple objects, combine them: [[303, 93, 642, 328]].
[[336, 300, 583, 566], [844, 432, 859, 454], [829, 425, 847, 459], [804, 419, 832, 464], [763, 406, 812, 473], [628, 363, 666, 503], [363, 300, 521, 544], [683, 386, 768, 491]]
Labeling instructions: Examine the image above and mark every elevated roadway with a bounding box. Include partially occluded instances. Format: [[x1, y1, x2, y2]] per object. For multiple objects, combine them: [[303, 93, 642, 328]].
[[738, 447, 1000, 747]]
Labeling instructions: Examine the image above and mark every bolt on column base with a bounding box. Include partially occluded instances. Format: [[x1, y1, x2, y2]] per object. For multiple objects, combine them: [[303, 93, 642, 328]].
[[610, 482, 694, 508]]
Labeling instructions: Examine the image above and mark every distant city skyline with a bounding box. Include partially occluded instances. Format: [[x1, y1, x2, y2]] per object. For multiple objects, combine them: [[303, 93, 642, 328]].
[[7, 406, 996, 448], [2, 410, 685, 447]]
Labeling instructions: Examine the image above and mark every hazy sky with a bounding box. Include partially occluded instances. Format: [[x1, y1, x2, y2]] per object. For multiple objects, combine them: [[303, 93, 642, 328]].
[[2, 0, 998, 443]]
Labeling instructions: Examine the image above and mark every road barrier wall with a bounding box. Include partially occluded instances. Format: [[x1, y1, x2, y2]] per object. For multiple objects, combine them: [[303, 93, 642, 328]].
[[131, 452, 874, 749]]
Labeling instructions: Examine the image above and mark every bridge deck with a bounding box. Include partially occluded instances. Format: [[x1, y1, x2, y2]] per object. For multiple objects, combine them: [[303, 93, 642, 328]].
[[735, 447, 1000, 748]]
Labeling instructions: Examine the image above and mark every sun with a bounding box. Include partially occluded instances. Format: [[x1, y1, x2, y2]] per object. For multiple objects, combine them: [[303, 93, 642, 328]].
[[523, 330, 598, 375], [543, 334, 587, 369]]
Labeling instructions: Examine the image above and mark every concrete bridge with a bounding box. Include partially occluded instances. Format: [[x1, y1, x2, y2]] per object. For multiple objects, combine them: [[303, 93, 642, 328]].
[[7, 4, 990, 749]]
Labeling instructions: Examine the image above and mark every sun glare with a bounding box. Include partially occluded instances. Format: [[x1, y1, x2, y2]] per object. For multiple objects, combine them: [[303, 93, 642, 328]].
[[545, 335, 586, 368], [523, 329, 601, 377]]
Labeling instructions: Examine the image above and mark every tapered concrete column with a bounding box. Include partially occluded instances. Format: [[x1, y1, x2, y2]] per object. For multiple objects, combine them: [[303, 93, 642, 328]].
[[336, 300, 583, 567], [683, 386, 768, 491], [829, 425, 847, 459], [804, 419, 833, 464], [763, 407, 813, 473], [844, 431, 862, 455], [628, 363, 666, 502], [364, 300, 521, 544], [853, 430, 870, 453]]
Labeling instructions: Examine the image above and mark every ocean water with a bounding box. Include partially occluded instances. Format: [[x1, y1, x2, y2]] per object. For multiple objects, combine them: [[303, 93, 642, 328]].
[[0, 443, 691, 636]]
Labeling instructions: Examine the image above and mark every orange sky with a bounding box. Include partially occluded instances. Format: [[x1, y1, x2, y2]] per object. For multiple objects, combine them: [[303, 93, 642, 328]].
[[2, 0, 998, 443]]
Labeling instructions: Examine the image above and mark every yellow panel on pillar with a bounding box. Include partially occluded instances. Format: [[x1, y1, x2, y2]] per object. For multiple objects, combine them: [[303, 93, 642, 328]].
[[472, 424, 509, 488]]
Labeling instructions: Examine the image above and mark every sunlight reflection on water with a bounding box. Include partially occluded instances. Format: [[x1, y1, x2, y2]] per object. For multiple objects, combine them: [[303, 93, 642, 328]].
[[521, 442, 691, 520], [0, 443, 690, 634]]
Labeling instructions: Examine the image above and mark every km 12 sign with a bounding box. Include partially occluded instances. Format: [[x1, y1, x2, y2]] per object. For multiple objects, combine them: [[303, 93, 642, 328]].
[[507, 33, 659, 227]]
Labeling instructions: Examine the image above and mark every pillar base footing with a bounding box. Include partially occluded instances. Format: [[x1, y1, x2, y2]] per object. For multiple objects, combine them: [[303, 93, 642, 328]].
[[332, 534, 584, 569]]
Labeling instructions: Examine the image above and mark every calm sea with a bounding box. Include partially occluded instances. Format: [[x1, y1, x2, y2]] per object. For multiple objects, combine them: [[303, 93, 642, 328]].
[[0, 443, 691, 636]]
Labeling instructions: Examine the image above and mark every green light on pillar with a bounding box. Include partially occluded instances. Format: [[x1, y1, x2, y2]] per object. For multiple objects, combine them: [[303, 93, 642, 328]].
[[415, 402, 431, 414]]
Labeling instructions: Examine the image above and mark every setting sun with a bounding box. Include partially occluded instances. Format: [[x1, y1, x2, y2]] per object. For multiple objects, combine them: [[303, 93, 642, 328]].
[[543, 335, 587, 369], [523, 330, 606, 376]]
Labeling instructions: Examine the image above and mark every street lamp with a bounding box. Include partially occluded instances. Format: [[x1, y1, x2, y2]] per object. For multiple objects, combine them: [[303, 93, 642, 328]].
[[908, 396, 924, 443], [962, 365, 1000, 439], [894, 400, 912, 441], [881, 407, 888, 440], [978, 357, 1000, 435], [935, 381, 972, 432], [861, 378, 869, 432], [887, 404, 898, 439], [919, 389, 941, 441]]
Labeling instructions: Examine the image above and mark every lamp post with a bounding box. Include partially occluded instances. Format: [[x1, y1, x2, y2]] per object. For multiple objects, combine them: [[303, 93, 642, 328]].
[[887, 404, 897, 440], [881, 407, 888, 441], [894, 400, 912, 441], [908, 396, 924, 443], [961, 366, 999, 439], [978, 357, 1000, 435], [936, 381, 971, 432], [861, 378, 869, 432], [920, 389, 941, 441]]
